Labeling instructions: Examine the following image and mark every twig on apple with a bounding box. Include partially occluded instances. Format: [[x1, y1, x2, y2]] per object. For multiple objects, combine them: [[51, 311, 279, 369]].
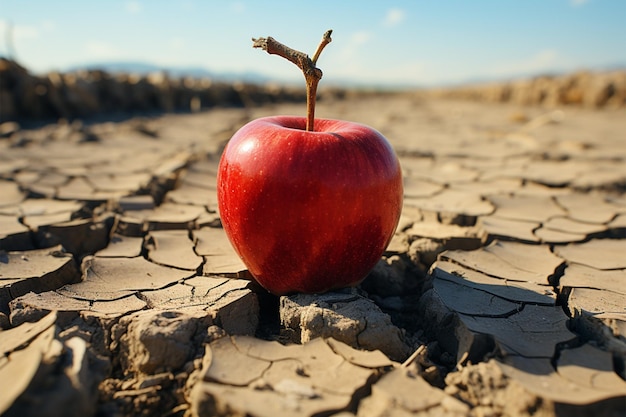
[[251, 36, 315, 76], [252, 30, 333, 132], [311, 30, 333, 65]]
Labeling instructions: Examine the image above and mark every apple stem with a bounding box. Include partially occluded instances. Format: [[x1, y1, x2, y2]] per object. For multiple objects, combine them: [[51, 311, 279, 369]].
[[311, 30, 333, 66], [252, 30, 333, 131]]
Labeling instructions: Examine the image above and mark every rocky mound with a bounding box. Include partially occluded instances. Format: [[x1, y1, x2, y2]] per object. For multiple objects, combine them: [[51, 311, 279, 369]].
[[3, 58, 624, 125], [430, 70, 626, 108], [0, 58, 313, 123]]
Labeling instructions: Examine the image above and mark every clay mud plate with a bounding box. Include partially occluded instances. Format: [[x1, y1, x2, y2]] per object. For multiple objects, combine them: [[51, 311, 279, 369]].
[[1, 94, 625, 416]]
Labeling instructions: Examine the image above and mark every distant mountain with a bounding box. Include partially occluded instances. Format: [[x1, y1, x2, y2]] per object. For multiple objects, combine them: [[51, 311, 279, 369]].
[[64, 61, 285, 84], [66, 61, 171, 75], [62, 60, 626, 89]]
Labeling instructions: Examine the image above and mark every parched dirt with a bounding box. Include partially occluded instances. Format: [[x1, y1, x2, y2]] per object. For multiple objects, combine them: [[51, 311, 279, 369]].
[[1, 94, 625, 417]]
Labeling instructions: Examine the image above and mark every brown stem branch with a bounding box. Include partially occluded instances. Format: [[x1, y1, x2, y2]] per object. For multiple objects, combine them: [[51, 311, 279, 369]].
[[252, 30, 332, 131], [311, 30, 332, 65], [252, 36, 313, 75]]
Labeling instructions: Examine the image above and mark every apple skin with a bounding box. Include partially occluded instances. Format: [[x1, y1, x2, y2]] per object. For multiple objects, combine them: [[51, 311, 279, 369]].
[[217, 115, 403, 295]]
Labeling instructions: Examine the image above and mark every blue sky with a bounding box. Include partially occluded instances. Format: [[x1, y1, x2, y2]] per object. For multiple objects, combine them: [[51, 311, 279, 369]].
[[1, 0, 624, 86]]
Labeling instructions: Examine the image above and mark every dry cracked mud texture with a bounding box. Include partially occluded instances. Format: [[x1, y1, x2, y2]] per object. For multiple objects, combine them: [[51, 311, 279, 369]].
[[1, 95, 625, 417]]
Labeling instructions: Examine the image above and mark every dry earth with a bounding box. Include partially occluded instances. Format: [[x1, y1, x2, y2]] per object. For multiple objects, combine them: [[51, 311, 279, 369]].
[[1, 93, 625, 417]]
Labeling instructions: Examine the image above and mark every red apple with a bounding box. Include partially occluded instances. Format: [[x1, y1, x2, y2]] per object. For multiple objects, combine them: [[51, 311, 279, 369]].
[[217, 115, 403, 294]]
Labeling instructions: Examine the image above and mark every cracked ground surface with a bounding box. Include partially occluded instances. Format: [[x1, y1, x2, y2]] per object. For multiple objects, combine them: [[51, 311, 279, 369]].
[[1, 94, 625, 416]]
